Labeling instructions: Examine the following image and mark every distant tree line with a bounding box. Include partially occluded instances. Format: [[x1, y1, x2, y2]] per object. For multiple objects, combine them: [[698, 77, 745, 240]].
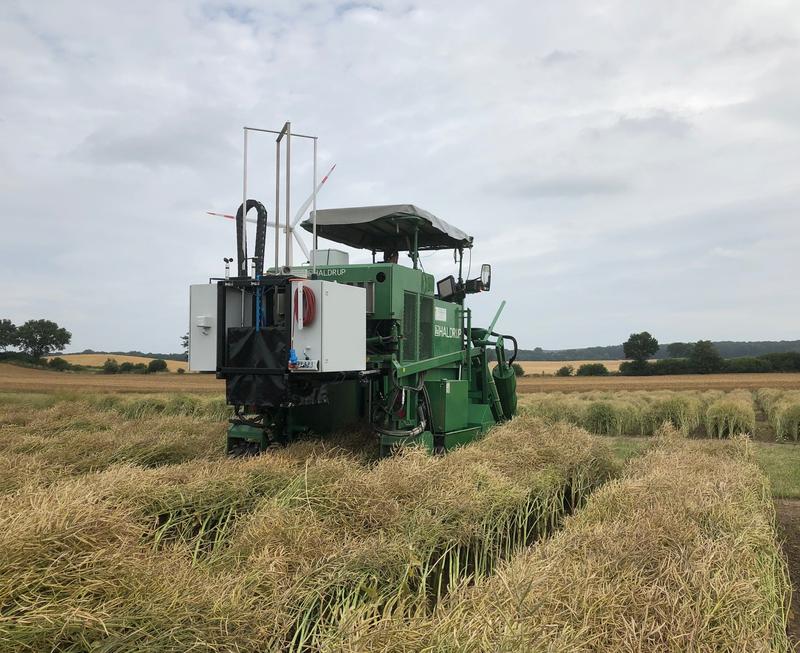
[[516, 339, 800, 361], [100, 358, 170, 374], [77, 349, 187, 362], [533, 331, 800, 377], [618, 332, 800, 375], [556, 363, 610, 377]]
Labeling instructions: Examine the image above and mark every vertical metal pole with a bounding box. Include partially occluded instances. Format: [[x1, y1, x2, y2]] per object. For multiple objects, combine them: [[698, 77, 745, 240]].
[[312, 136, 318, 274], [285, 122, 292, 268], [275, 141, 281, 272], [242, 128, 248, 275]]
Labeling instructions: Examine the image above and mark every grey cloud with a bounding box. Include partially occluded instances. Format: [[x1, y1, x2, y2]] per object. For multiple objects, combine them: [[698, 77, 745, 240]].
[[589, 111, 692, 139], [540, 49, 584, 66], [335, 2, 384, 18], [75, 114, 237, 169], [720, 33, 798, 57], [497, 175, 630, 199]]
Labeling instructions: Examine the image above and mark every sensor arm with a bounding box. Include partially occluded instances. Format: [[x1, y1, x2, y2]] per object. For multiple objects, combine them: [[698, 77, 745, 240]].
[[487, 300, 506, 334]]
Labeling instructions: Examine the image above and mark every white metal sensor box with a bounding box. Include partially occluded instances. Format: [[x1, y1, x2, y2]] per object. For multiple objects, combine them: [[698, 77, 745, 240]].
[[291, 279, 365, 372], [310, 248, 349, 266], [189, 284, 217, 372], [189, 284, 253, 372]]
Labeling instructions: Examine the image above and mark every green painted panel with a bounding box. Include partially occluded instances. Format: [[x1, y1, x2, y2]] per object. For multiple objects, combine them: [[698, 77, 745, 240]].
[[432, 298, 462, 358], [425, 379, 468, 432], [442, 426, 483, 451], [468, 402, 496, 431]]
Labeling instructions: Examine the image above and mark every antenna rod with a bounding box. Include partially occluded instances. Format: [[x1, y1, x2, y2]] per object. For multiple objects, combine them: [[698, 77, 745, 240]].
[[274, 138, 280, 271], [312, 136, 317, 274], [285, 121, 291, 267], [240, 128, 248, 277]]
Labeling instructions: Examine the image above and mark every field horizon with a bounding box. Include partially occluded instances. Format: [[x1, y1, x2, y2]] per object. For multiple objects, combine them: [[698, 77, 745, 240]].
[[5, 363, 800, 395]]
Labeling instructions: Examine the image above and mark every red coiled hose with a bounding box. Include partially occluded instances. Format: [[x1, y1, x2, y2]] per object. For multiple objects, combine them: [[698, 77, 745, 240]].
[[293, 285, 316, 326]]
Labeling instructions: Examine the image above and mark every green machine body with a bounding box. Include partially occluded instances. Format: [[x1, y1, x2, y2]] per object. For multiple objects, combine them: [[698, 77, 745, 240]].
[[192, 202, 519, 457]]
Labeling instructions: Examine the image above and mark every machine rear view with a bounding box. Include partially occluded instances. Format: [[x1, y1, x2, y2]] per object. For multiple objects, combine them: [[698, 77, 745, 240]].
[[189, 123, 518, 456]]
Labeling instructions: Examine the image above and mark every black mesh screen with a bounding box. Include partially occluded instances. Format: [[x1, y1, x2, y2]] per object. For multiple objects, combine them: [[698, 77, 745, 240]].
[[403, 291, 418, 361], [420, 296, 433, 360]]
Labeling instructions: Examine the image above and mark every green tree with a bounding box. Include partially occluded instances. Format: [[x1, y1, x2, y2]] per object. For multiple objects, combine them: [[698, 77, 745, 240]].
[[511, 362, 525, 377], [47, 357, 71, 371], [0, 319, 17, 351], [181, 331, 189, 353], [102, 358, 119, 374], [555, 365, 573, 377], [576, 363, 609, 376], [147, 358, 168, 373], [16, 320, 71, 360], [667, 342, 693, 358], [623, 332, 659, 370], [689, 340, 724, 374]]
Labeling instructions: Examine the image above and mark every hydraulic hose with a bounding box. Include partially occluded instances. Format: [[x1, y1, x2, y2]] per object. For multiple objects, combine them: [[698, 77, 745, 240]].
[[373, 372, 431, 438], [235, 199, 269, 277], [492, 332, 518, 365], [373, 402, 428, 438], [292, 285, 316, 326]]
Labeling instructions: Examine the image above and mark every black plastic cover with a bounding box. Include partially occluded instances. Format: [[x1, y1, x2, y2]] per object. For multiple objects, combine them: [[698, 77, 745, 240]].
[[226, 327, 288, 369], [224, 327, 330, 408]]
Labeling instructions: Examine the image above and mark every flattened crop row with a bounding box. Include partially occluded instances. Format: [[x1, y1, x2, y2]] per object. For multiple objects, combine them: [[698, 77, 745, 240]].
[[0, 416, 614, 652], [325, 429, 790, 652]]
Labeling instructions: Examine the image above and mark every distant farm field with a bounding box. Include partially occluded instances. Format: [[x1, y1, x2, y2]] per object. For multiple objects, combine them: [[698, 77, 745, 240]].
[[48, 353, 188, 372], [517, 360, 625, 374], [0, 364, 220, 393], [4, 363, 800, 395], [517, 372, 800, 392]]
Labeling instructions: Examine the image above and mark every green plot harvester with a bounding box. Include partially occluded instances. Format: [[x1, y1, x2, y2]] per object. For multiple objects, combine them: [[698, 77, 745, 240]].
[[189, 124, 517, 455]]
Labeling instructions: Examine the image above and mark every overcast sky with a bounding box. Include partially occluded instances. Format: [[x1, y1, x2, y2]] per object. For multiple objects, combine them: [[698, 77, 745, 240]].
[[2, 1, 799, 352]]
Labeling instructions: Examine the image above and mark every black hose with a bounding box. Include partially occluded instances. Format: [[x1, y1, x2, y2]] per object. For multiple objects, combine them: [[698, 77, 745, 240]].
[[373, 402, 428, 438], [235, 199, 269, 277], [492, 332, 518, 365], [373, 372, 431, 439]]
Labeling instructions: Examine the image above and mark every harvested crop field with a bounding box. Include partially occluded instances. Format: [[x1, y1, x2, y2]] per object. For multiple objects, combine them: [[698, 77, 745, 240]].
[[47, 353, 188, 372], [517, 371, 800, 392], [4, 363, 800, 396], [0, 388, 796, 651], [516, 359, 626, 374], [0, 363, 221, 393]]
